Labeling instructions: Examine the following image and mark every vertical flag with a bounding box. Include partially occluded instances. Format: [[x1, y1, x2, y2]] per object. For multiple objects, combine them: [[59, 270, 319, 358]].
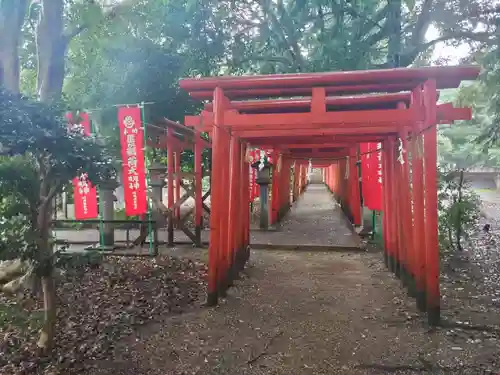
[[370, 142, 383, 211], [360, 142, 383, 211], [66, 111, 98, 220], [118, 106, 148, 216], [72, 174, 99, 219], [360, 143, 372, 208]]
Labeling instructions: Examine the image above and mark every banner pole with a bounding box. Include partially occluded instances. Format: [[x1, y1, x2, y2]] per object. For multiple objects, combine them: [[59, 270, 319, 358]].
[[141, 102, 154, 255]]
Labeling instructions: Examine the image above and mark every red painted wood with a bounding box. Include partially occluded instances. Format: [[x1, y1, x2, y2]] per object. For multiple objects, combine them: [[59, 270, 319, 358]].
[[207, 87, 224, 304], [180, 66, 479, 92], [194, 137, 203, 242], [203, 92, 412, 112], [423, 79, 440, 324], [188, 80, 461, 100]]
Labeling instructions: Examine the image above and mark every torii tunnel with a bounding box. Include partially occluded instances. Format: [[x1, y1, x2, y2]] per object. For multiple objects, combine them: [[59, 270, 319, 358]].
[[179, 65, 480, 325]]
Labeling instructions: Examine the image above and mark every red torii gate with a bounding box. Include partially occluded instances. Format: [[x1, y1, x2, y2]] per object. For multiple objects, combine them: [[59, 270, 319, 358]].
[[179, 65, 480, 325], [146, 118, 211, 247]]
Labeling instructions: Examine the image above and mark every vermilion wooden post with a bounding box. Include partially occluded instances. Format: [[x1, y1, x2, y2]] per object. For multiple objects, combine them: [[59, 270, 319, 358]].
[[386, 138, 399, 276], [400, 125, 416, 296], [396, 102, 414, 293], [218, 128, 231, 295], [381, 141, 390, 269], [349, 147, 362, 226], [332, 163, 336, 194], [293, 162, 299, 201], [281, 156, 287, 218], [411, 85, 427, 312], [174, 150, 181, 221], [423, 79, 440, 325], [239, 142, 248, 269], [282, 157, 291, 217], [207, 87, 224, 306], [226, 135, 236, 282], [167, 127, 175, 246], [338, 160, 344, 209], [393, 137, 405, 281], [278, 156, 285, 219], [242, 143, 251, 264], [271, 150, 280, 224], [194, 136, 203, 247], [227, 135, 241, 281], [301, 164, 306, 193], [331, 164, 336, 197], [297, 165, 303, 195]]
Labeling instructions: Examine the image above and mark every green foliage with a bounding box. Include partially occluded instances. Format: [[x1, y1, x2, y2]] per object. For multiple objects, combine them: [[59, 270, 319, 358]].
[[438, 168, 481, 252], [0, 88, 113, 271]]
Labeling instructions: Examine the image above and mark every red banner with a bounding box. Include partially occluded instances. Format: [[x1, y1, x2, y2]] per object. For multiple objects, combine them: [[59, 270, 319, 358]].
[[371, 142, 383, 211], [118, 106, 147, 216], [66, 111, 98, 219], [360, 142, 383, 211], [360, 143, 372, 207], [72, 174, 98, 219], [66, 111, 91, 136]]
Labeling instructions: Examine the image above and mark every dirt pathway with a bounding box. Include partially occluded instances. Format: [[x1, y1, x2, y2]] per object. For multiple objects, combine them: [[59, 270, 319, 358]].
[[87, 250, 499, 375]]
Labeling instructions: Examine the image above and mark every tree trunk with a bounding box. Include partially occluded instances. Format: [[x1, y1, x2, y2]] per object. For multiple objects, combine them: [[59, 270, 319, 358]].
[[37, 275, 56, 352], [387, 0, 402, 68], [0, 0, 28, 93], [36, 197, 57, 352], [36, 0, 66, 101]]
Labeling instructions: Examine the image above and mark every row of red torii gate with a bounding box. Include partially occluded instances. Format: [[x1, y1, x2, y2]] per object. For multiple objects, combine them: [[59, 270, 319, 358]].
[[71, 65, 480, 326]]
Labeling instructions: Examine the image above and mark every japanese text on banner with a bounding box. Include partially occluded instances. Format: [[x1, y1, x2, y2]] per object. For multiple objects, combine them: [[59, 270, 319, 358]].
[[118, 107, 148, 216], [72, 174, 98, 219], [66, 111, 98, 219], [370, 142, 383, 211]]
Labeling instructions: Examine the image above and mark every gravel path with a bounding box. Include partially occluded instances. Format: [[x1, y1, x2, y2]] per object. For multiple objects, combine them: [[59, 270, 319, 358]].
[[86, 250, 500, 375]]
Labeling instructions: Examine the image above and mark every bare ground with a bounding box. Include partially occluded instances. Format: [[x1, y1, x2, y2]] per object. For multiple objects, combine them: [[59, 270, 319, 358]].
[[86, 249, 500, 375]]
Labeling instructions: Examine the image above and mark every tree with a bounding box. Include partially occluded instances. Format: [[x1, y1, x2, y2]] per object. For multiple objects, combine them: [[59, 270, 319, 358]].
[[456, 30, 500, 147], [224, 0, 497, 74], [0, 89, 113, 352], [0, 0, 28, 93]]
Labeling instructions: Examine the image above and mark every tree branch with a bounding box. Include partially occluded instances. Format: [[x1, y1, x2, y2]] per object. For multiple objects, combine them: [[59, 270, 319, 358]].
[[63, 25, 88, 43], [375, 31, 495, 68], [62, 0, 140, 45]]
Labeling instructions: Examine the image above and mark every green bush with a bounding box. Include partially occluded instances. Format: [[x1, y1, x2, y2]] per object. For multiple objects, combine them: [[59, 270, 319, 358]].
[[438, 168, 481, 252]]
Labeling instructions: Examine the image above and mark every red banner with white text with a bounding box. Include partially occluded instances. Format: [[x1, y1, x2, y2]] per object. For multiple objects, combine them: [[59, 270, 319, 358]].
[[360, 142, 383, 211], [118, 106, 148, 216], [360, 143, 372, 207], [66, 111, 98, 219], [72, 174, 99, 219], [370, 142, 383, 211]]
